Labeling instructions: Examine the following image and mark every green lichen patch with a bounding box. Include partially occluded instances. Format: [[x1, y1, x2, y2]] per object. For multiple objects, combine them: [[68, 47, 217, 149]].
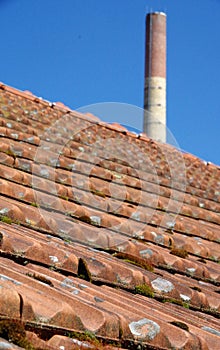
[[30, 202, 40, 208], [0, 319, 34, 349], [114, 252, 154, 272], [0, 215, 13, 224], [68, 329, 104, 348], [91, 189, 106, 198], [134, 283, 154, 298]]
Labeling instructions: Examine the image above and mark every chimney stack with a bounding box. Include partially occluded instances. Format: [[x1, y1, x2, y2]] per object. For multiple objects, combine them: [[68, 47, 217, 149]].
[[143, 12, 167, 142]]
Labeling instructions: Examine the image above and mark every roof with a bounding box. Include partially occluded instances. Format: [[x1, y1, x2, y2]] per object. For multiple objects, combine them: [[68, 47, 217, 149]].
[[0, 82, 219, 350]]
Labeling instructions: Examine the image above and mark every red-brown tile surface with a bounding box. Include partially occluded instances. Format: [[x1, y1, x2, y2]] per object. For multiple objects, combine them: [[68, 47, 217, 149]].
[[0, 83, 219, 349]]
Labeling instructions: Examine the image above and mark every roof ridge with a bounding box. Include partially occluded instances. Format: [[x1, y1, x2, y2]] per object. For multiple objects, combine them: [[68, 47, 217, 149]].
[[0, 81, 103, 124]]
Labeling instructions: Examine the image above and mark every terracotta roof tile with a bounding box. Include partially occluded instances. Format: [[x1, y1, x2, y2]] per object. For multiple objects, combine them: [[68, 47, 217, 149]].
[[0, 84, 219, 349]]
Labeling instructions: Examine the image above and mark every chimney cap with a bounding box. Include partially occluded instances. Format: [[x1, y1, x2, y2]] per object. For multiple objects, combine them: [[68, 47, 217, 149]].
[[147, 12, 166, 16]]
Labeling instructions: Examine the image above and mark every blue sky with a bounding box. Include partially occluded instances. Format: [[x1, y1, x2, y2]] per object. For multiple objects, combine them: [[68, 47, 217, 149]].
[[1, 0, 220, 165]]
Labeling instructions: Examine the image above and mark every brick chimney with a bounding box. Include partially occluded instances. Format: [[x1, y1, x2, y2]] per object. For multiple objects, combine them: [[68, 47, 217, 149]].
[[143, 12, 167, 142]]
